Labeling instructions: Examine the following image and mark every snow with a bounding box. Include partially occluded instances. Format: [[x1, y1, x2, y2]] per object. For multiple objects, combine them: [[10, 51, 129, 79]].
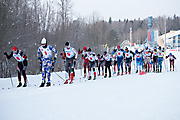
[[0, 51, 180, 120]]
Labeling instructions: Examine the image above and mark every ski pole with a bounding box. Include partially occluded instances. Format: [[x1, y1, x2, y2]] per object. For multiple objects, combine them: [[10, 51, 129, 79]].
[[54, 72, 65, 82], [5, 57, 14, 87], [175, 62, 177, 71], [166, 59, 168, 72], [164, 58, 166, 69]]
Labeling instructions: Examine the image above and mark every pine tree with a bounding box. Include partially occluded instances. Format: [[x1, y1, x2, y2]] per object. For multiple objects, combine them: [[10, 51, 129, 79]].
[[109, 17, 112, 24]]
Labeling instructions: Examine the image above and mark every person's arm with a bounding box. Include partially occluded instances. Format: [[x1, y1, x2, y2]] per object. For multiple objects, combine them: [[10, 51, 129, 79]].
[[4, 51, 13, 59]]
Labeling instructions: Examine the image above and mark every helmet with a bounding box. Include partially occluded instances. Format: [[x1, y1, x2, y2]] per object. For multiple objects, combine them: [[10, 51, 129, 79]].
[[41, 38, 47, 44], [65, 42, 69, 46], [83, 46, 87, 50], [158, 46, 161, 49], [125, 47, 128, 50], [169, 53, 172, 56], [145, 46, 148, 50], [135, 49, 138, 53], [117, 45, 120, 49], [87, 48, 91, 52], [97, 54, 100, 56], [104, 51, 107, 55], [12, 46, 17, 52]]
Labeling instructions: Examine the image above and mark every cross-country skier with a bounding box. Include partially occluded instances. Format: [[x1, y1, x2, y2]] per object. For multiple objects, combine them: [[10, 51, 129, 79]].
[[143, 46, 152, 73], [37, 38, 58, 87], [78, 46, 89, 78], [4, 46, 28, 87], [97, 54, 104, 76], [134, 49, 143, 73], [63, 42, 78, 84], [152, 47, 158, 72], [166, 53, 176, 71], [103, 51, 112, 78], [86, 48, 97, 80], [113, 45, 125, 75], [112, 54, 117, 75], [124, 47, 134, 74], [157, 46, 164, 73]]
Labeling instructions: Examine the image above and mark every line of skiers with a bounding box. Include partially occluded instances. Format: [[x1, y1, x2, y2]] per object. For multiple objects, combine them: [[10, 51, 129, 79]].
[[3, 38, 177, 87]]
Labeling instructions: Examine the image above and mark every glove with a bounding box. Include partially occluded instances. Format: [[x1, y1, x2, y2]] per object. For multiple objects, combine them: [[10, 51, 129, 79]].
[[38, 58, 41, 63], [53, 58, 56, 63], [23, 66, 27, 70], [4, 52, 7, 56]]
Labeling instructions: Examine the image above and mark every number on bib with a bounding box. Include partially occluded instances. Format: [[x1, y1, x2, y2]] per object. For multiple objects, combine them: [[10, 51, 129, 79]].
[[45, 51, 47, 55], [16, 57, 20, 60], [67, 53, 70, 56]]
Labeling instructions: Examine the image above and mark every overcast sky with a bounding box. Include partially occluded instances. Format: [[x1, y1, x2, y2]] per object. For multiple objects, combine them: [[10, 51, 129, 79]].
[[41, 0, 180, 21], [71, 0, 180, 21]]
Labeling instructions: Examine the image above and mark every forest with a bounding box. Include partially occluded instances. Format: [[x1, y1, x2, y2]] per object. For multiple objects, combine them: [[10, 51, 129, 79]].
[[0, 0, 180, 77]]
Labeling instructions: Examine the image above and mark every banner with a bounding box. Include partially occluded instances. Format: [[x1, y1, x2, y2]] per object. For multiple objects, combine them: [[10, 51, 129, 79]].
[[151, 30, 154, 42], [148, 31, 151, 41], [154, 30, 159, 42]]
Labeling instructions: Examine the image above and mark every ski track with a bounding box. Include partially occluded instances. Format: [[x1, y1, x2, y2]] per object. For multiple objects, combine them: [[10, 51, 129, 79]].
[[0, 51, 180, 120]]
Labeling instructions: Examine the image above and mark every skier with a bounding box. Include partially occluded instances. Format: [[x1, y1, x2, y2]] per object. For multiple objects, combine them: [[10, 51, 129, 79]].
[[112, 54, 117, 75], [97, 54, 104, 76], [103, 51, 112, 78], [134, 49, 143, 73], [157, 46, 164, 73], [113, 45, 125, 75], [166, 53, 176, 71], [152, 47, 158, 72], [124, 47, 134, 74], [86, 48, 97, 80], [143, 46, 152, 73], [37, 38, 58, 87], [63, 42, 78, 84], [78, 46, 89, 78], [4, 46, 28, 87]]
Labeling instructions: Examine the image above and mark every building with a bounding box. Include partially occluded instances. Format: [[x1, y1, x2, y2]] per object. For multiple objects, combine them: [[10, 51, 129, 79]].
[[157, 30, 180, 48]]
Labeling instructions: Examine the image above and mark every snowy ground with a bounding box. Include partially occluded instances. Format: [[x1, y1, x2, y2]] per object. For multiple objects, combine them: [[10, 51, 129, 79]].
[[0, 51, 180, 120]]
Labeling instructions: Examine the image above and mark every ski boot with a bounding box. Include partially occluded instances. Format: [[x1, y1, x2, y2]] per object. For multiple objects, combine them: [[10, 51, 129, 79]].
[[113, 72, 116, 74], [83, 75, 86, 78], [121, 72, 123, 76], [117, 72, 120, 76], [46, 82, 51, 87], [17, 82, 22, 87], [93, 76, 96, 80], [136, 70, 138, 73], [88, 76, 92, 80], [69, 80, 73, 84], [23, 83, 27, 87], [104, 75, 107, 78], [129, 71, 131, 74], [109, 75, 111, 78], [98, 73, 100, 76], [39, 82, 45, 87], [125, 72, 127, 74], [64, 80, 68, 84], [102, 72, 104, 76]]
